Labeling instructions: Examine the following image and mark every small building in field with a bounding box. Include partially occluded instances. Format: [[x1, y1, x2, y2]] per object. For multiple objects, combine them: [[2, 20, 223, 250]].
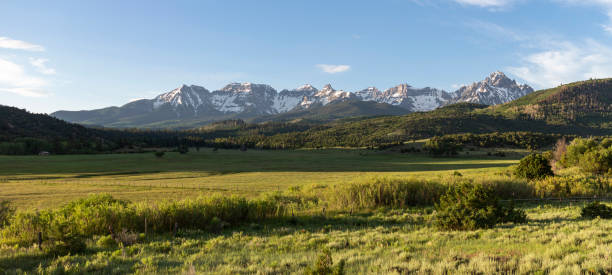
[[38, 151, 50, 156]]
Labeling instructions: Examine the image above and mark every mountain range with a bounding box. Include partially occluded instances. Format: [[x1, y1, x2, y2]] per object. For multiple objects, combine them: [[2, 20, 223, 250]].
[[51, 71, 533, 128], [4, 77, 611, 154]]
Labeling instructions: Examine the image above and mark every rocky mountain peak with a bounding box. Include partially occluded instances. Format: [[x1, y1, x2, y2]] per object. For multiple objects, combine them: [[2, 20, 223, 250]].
[[450, 71, 534, 105], [296, 84, 317, 92]]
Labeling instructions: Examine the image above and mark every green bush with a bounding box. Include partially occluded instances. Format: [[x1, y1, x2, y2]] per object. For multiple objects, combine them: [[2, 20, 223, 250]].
[[514, 153, 554, 180], [581, 201, 612, 219], [561, 138, 599, 167], [304, 249, 345, 275], [578, 148, 612, 175], [154, 151, 165, 158], [0, 200, 14, 227], [96, 235, 117, 249], [45, 234, 87, 256], [434, 183, 526, 230], [561, 138, 612, 175]]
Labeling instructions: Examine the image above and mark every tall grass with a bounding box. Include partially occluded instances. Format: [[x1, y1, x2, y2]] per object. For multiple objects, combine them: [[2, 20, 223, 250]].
[[2, 174, 611, 247], [1, 194, 285, 246], [326, 178, 446, 209]]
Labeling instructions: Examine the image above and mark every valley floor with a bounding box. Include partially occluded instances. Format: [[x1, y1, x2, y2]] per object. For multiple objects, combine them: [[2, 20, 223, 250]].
[[0, 149, 520, 209], [2, 149, 610, 274]]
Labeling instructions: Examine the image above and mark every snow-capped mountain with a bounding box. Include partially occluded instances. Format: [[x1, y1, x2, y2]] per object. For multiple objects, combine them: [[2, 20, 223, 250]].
[[448, 71, 534, 105], [51, 71, 533, 128], [355, 84, 452, 112]]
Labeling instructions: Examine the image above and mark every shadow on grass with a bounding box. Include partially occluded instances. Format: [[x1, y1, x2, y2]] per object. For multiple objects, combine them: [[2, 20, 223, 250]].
[[0, 247, 139, 273], [74, 171, 161, 178]]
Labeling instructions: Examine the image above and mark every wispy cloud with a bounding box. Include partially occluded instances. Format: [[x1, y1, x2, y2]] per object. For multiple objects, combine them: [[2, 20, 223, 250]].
[[0, 57, 50, 97], [465, 19, 527, 42], [454, 0, 517, 8], [29, 58, 56, 75], [316, 64, 351, 74], [0, 37, 45, 51], [508, 39, 612, 88]]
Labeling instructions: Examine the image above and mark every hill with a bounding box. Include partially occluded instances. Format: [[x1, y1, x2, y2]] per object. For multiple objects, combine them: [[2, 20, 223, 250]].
[[0, 105, 116, 154], [488, 78, 612, 128], [205, 79, 612, 148]]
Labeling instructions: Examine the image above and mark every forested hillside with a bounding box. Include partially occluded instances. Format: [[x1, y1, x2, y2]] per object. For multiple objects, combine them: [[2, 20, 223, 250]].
[[2, 79, 611, 154]]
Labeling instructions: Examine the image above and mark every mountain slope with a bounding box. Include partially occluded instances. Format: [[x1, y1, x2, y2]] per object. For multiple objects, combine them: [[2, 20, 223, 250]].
[[206, 79, 610, 148], [51, 71, 534, 128], [448, 71, 534, 105], [489, 78, 612, 127], [249, 99, 411, 123]]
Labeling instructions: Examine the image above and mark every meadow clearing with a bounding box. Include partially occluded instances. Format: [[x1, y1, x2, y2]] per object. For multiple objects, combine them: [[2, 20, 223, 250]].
[[1, 148, 611, 274], [0, 149, 520, 209]]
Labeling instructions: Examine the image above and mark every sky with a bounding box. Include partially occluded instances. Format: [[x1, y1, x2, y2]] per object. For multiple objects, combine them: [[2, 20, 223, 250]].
[[1, 0, 612, 114]]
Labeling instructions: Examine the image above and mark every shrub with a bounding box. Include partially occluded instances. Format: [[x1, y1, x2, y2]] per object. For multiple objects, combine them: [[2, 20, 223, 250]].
[[551, 138, 567, 171], [96, 235, 117, 249], [45, 235, 87, 256], [514, 153, 554, 180], [560, 138, 612, 175], [578, 148, 612, 175], [45, 218, 87, 256], [561, 138, 598, 167], [434, 183, 526, 230], [154, 151, 165, 158], [0, 200, 14, 227], [304, 249, 345, 275], [581, 201, 612, 219]]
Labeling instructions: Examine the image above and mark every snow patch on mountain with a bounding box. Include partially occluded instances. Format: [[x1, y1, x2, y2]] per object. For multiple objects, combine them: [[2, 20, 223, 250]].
[[140, 71, 534, 118], [449, 71, 534, 106]]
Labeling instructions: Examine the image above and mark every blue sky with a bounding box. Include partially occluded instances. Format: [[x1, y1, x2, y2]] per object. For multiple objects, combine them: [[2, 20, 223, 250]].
[[1, 0, 612, 113]]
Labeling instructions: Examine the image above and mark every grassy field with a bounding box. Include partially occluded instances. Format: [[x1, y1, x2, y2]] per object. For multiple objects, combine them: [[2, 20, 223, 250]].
[[4, 148, 611, 274], [2, 203, 611, 274], [0, 149, 522, 210]]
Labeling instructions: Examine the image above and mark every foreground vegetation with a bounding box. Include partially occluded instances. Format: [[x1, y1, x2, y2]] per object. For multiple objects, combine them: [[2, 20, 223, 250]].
[[1, 199, 611, 274], [1, 137, 611, 273]]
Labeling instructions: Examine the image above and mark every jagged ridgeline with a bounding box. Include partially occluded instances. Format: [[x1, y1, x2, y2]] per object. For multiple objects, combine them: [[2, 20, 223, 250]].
[[208, 79, 612, 148], [2, 78, 610, 154], [50, 72, 533, 129]]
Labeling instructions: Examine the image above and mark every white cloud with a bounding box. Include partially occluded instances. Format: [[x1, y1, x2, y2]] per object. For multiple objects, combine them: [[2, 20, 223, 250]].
[[0, 57, 50, 97], [0, 37, 45, 51], [316, 64, 351, 74], [29, 58, 56, 75], [454, 0, 517, 7], [508, 39, 612, 88]]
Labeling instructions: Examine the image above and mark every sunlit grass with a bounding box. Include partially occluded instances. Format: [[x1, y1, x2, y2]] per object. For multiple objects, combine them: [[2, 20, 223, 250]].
[[0, 149, 520, 209]]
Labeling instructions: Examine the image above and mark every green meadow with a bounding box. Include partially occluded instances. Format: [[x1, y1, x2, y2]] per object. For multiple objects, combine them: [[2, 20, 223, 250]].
[[2, 148, 612, 274], [0, 149, 519, 209]]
